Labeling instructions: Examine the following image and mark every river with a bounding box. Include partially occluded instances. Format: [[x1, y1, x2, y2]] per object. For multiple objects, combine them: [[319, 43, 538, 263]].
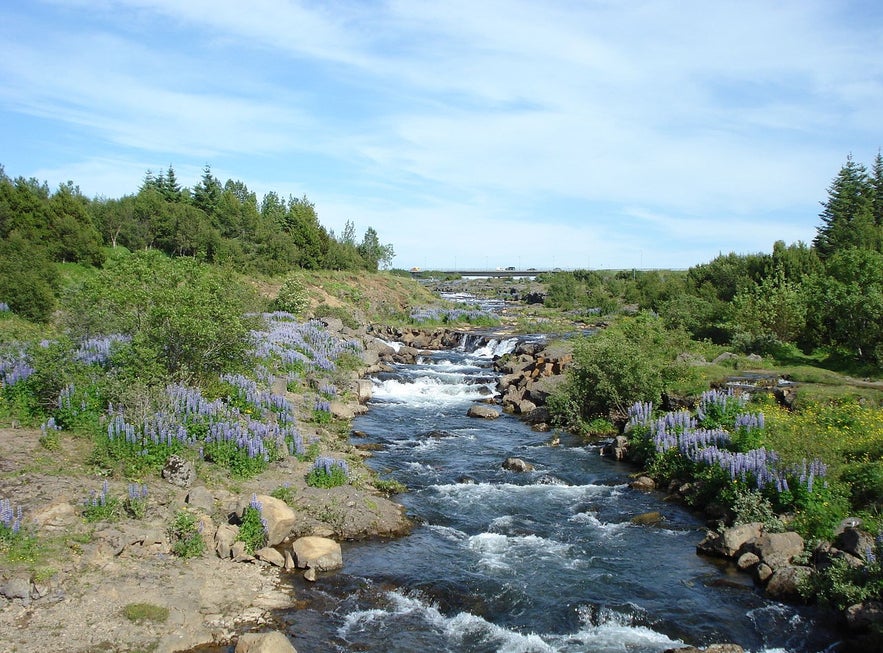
[[283, 334, 840, 653]]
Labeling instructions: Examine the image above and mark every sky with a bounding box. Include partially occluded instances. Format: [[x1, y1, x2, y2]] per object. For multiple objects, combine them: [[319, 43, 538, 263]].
[[1, 1, 881, 271]]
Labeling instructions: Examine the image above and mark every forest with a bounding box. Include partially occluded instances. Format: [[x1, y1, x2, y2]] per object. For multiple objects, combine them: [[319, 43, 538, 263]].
[[0, 163, 394, 322]]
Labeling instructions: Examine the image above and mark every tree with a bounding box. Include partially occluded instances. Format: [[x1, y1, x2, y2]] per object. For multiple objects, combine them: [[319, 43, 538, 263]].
[[47, 182, 104, 265], [730, 267, 807, 345], [286, 195, 331, 269], [192, 165, 222, 216], [0, 232, 58, 322], [160, 165, 182, 203], [813, 154, 877, 259], [358, 226, 395, 271]]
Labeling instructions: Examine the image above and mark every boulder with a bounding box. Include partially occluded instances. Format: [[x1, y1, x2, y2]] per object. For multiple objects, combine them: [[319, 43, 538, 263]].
[[215, 523, 239, 559], [736, 552, 760, 570], [291, 536, 343, 572], [845, 600, 883, 631], [755, 563, 773, 584], [629, 476, 656, 491], [602, 436, 629, 461], [235, 631, 298, 653], [467, 404, 501, 419], [162, 454, 196, 488], [742, 531, 804, 565], [186, 486, 215, 514], [29, 500, 79, 532], [356, 379, 373, 404], [765, 565, 812, 601], [1, 576, 32, 601], [697, 523, 762, 559], [330, 400, 355, 420], [231, 541, 254, 563], [502, 457, 534, 473], [255, 547, 286, 568], [834, 527, 876, 562], [253, 494, 296, 547]]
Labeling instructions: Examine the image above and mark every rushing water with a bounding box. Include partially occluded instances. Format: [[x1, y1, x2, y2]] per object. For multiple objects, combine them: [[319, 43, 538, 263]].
[[283, 336, 840, 653]]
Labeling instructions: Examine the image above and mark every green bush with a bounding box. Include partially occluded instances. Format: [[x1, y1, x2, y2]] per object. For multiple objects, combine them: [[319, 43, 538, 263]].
[[273, 273, 310, 316], [306, 458, 349, 488], [169, 509, 205, 558], [236, 498, 268, 554]]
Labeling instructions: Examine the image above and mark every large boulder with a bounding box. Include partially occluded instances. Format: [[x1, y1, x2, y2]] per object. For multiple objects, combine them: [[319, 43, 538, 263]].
[[742, 531, 805, 569], [215, 523, 239, 559], [697, 523, 763, 559], [162, 454, 196, 488], [291, 536, 343, 572], [834, 527, 876, 562], [765, 565, 812, 601], [253, 494, 296, 547]]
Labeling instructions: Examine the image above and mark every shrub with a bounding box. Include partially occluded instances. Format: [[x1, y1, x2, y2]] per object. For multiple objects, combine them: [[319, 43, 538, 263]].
[[82, 481, 121, 523], [169, 509, 205, 558], [273, 273, 310, 316], [269, 484, 296, 505], [236, 495, 268, 554], [306, 457, 349, 488]]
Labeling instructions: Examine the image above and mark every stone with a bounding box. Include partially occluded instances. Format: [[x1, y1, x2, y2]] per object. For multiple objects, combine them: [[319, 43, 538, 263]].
[[235, 631, 298, 653], [291, 536, 343, 572], [253, 494, 296, 546], [630, 476, 656, 491], [501, 457, 534, 472], [630, 511, 663, 526], [29, 501, 78, 532], [467, 404, 501, 419], [845, 600, 883, 631], [215, 523, 239, 559], [742, 531, 804, 565], [162, 454, 196, 488], [765, 565, 811, 601], [232, 541, 254, 563], [330, 400, 356, 420], [1, 576, 32, 601], [356, 379, 373, 403], [284, 550, 296, 571], [602, 436, 629, 461], [736, 552, 760, 570], [755, 563, 773, 583], [834, 527, 875, 562], [697, 523, 762, 559], [186, 486, 215, 514], [255, 547, 286, 568]]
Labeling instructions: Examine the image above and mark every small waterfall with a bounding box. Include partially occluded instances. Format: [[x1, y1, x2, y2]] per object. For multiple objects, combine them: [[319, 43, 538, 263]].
[[456, 333, 519, 358]]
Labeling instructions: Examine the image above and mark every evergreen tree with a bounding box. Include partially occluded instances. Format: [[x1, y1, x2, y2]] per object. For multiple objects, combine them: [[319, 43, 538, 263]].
[[162, 164, 182, 203], [871, 150, 883, 233], [192, 165, 222, 217], [813, 154, 876, 258]]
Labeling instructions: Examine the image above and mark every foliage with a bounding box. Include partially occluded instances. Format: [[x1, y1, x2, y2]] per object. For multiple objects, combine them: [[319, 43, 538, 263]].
[[82, 480, 121, 523], [273, 273, 310, 316], [236, 495, 268, 554], [813, 153, 880, 260], [122, 603, 170, 624], [0, 498, 40, 564], [801, 535, 883, 611], [269, 484, 296, 505], [730, 267, 807, 345], [373, 478, 407, 495], [169, 509, 206, 558], [730, 486, 785, 532], [561, 313, 695, 419], [306, 457, 349, 488]]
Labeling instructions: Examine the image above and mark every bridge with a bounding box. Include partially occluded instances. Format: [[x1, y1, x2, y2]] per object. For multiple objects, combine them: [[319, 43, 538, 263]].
[[411, 268, 558, 277]]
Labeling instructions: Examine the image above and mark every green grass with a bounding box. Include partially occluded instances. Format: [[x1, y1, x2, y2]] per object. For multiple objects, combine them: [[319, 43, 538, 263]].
[[121, 602, 169, 624]]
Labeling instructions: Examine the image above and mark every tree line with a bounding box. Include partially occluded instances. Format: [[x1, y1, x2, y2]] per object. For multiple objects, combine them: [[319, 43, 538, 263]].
[[0, 163, 394, 321], [541, 151, 883, 366]]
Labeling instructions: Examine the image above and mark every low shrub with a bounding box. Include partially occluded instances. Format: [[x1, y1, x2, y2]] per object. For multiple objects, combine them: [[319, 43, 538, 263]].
[[306, 457, 349, 488], [169, 509, 205, 558]]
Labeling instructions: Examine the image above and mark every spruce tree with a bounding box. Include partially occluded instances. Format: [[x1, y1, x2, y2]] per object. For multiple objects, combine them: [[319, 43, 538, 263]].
[[813, 154, 876, 259]]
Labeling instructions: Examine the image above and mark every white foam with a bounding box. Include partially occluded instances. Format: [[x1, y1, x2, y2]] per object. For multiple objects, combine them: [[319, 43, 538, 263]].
[[371, 376, 493, 406], [472, 337, 519, 359]]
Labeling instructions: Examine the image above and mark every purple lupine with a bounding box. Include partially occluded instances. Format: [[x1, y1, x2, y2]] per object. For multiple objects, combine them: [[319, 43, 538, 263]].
[[0, 498, 23, 534], [75, 334, 132, 366]]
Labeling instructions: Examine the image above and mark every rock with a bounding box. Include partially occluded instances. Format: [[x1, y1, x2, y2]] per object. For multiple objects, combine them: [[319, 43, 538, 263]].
[[665, 646, 744, 653], [215, 523, 239, 559], [602, 436, 629, 460], [235, 631, 298, 653], [630, 511, 663, 526], [255, 547, 286, 568], [737, 552, 760, 570], [186, 486, 215, 514], [356, 379, 372, 404], [834, 527, 876, 562], [630, 476, 655, 491], [291, 536, 343, 572], [845, 600, 883, 631], [330, 400, 355, 420], [29, 501, 78, 532], [231, 541, 254, 563], [162, 454, 196, 488], [253, 494, 296, 547], [742, 531, 804, 566], [284, 550, 296, 571], [765, 565, 811, 601], [467, 404, 501, 419], [697, 523, 762, 559], [1, 576, 32, 601], [755, 563, 773, 583], [303, 567, 318, 582], [501, 457, 534, 472], [712, 352, 739, 364]]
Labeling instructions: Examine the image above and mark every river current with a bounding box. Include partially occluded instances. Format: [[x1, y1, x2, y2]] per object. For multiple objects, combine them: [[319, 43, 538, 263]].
[[284, 335, 840, 653]]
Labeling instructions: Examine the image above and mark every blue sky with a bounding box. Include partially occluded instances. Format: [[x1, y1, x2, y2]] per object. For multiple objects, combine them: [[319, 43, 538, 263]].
[[1, 1, 881, 270]]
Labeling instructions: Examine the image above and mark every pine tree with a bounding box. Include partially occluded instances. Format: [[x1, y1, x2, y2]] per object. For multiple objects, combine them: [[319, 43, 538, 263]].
[[813, 154, 876, 259], [162, 165, 182, 202], [871, 150, 883, 228], [192, 164, 222, 216]]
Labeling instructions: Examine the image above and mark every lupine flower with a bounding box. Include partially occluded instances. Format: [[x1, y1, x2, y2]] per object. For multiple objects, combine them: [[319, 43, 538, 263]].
[[0, 498, 24, 534]]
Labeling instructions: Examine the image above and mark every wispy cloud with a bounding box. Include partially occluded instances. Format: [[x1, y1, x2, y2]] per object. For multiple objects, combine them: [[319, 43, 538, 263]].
[[1, 0, 880, 267]]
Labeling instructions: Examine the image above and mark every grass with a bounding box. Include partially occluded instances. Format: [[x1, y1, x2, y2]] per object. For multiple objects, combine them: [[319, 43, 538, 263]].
[[121, 602, 169, 624]]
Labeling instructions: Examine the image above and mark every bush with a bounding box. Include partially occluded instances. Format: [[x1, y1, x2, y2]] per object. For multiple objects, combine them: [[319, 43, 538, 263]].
[[169, 509, 205, 558], [236, 496, 268, 554], [561, 313, 695, 419], [273, 273, 310, 316], [306, 457, 349, 488]]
